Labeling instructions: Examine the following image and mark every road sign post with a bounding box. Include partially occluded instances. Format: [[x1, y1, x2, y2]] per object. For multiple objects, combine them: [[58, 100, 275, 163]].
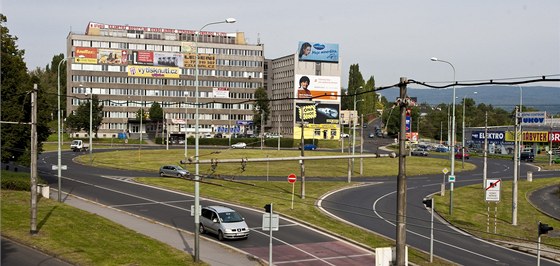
[[441, 168, 448, 196], [448, 174, 455, 215], [485, 179, 501, 233], [288, 173, 296, 209]]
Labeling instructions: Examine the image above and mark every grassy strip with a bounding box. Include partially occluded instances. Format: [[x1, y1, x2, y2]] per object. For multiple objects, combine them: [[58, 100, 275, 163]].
[[136, 178, 452, 265], [1, 190, 202, 265], [434, 178, 560, 249], [74, 148, 475, 178]]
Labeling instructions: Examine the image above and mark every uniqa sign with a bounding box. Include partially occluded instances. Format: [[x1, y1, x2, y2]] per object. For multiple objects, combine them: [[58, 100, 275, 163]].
[[520, 112, 547, 125]]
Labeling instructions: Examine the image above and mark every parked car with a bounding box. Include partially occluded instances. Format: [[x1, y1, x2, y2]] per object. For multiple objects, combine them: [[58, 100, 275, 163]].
[[368, 133, 375, 138], [199, 206, 249, 241], [518, 151, 535, 162], [455, 152, 470, 159], [341, 133, 350, 138], [231, 142, 247, 149], [435, 146, 449, 153], [159, 165, 190, 178], [299, 144, 317, 150], [411, 148, 429, 156]]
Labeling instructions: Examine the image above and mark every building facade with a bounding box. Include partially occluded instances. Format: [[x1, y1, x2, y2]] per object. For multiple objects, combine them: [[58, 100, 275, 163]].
[[267, 42, 342, 140], [66, 22, 264, 141]]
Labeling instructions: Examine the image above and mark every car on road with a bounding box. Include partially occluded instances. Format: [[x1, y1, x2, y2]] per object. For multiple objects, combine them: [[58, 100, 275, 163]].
[[199, 206, 249, 241], [518, 151, 535, 162], [159, 165, 190, 178], [411, 148, 429, 156], [455, 152, 470, 159], [369, 133, 375, 138], [341, 133, 350, 138], [299, 144, 318, 150], [435, 146, 449, 152], [231, 142, 247, 149]]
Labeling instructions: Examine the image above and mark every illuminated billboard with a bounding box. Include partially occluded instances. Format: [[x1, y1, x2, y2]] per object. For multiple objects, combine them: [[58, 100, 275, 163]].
[[294, 75, 340, 102], [297, 41, 339, 63]]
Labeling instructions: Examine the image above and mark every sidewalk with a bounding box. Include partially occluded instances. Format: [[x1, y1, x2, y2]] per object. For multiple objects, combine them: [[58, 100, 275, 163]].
[[55, 192, 263, 266]]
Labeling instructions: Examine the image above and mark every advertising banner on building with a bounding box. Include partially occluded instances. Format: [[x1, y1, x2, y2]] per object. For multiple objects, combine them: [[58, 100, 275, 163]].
[[75, 47, 98, 64], [183, 54, 216, 69], [127, 65, 180, 78], [154, 52, 184, 67], [212, 87, 230, 98], [505, 131, 549, 143], [520, 112, 547, 126], [294, 75, 340, 102], [406, 132, 418, 142], [297, 41, 339, 63], [550, 132, 560, 143], [471, 131, 506, 143], [132, 51, 154, 65], [295, 103, 340, 124], [181, 42, 196, 53], [99, 49, 127, 65]]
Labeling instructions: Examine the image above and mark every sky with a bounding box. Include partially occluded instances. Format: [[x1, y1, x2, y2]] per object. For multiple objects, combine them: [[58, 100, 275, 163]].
[[2, 0, 559, 88]]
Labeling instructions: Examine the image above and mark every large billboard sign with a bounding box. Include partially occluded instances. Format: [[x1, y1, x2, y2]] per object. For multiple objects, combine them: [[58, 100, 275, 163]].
[[183, 54, 216, 69], [505, 131, 549, 143], [99, 49, 127, 65], [127, 65, 180, 78], [154, 52, 184, 67], [297, 41, 339, 63], [294, 75, 340, 102], [295, 103, 339, 124], [520, 112, 547, 126], [212, 87, 230, 98], [471, 131, 506, 143], [132, 51, 154, 65], [75, 47, 98, 64]]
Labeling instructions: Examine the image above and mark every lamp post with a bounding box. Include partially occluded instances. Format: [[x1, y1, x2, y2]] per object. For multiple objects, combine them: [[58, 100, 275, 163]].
[[184, 91, 188, 163], [352, 96, 365, 173], [84, 91, 93, 165], [431, 57, 456, 215], [57, 58, 67, 202], [193, 18, 236, 263], [460, 91, 477, 169]]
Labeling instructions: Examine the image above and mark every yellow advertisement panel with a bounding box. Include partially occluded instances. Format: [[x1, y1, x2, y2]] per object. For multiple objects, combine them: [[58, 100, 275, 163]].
[[75, 47, 98, 64], [127, 65, 180, 78], [183, 53, 216, 69], [505, 131, 549, 142]]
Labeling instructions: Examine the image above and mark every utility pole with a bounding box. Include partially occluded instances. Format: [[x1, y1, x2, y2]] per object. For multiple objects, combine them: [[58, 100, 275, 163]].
[[300, 121, 305, 199], [30, 84, 38, 234], [396, 77, 408, 265], [512, 106, 519, 225], [483, 112, 488, 188], [360, 114, 364, 175]]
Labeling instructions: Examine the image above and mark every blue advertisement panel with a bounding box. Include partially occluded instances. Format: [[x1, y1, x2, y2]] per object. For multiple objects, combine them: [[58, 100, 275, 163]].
[[297, 41, 339, 63], [471, 131, 508, 144]]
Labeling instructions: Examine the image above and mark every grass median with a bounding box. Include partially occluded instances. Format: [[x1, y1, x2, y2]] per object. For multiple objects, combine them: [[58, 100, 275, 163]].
[[1, 188, 200, 265]]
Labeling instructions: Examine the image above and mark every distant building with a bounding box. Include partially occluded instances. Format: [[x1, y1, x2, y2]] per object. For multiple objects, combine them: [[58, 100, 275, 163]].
[[65, 21, 264, 140], [267, 41, 343, 139]]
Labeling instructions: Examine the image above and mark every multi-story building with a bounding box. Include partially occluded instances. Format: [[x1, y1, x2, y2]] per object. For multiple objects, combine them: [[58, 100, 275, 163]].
[[65, 21, 264, 141], [267, 42, 343, 140]]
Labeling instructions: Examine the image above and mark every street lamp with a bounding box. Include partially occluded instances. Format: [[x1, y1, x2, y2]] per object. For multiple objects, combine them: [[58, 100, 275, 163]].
[[193, 18, 236, 263], [431, 57, 456, 215], [460, 91, 477, 169], [352, 95, 365, 174], [84, 90, 94, 165], [57, 58, 67, 202]]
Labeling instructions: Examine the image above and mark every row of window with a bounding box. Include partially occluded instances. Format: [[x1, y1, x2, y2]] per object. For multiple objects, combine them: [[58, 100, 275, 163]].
[[71, 98, 254, 111], [98, 29, 237, 45], [71, 74, 262, 90], [72, 39, 263, 56]]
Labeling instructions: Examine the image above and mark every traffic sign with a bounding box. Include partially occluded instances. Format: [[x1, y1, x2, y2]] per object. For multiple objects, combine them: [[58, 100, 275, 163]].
[[262, 213, 279, 231], [442, 168, 448, 175], [448, 175, 455, 183], [288, 173, 297, 183], [485, 179, 501, 202]]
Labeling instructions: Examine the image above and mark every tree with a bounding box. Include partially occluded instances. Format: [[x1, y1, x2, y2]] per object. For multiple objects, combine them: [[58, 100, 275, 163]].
[[65, 95, 104, 137], [1, 14, 51, 163], [343, 64, 365, 111], [149, 102, 164, 140], [253, 87, 270, 134]]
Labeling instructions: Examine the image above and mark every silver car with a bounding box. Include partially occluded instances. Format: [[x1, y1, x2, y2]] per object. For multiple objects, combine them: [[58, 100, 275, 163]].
[[159, 165, 189, 177], [199, 206, 249, 241]]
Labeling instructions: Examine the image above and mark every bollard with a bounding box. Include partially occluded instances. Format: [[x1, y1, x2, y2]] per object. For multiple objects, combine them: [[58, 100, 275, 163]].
[[527, 171, 533, 182], [440, 183, 445, 196]]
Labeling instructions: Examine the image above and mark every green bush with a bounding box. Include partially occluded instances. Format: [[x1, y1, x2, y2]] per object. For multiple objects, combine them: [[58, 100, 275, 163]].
[[1, 171, 47, 191]]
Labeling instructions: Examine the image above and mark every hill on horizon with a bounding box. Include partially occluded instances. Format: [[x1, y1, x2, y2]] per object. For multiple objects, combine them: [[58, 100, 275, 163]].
[[378, 85, 560, 115]]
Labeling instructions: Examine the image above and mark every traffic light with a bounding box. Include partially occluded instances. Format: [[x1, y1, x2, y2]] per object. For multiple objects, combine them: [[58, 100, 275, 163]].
[[422, 198, 433, 208], [538, 221, 553, 236], [264, 204, 271, 213]]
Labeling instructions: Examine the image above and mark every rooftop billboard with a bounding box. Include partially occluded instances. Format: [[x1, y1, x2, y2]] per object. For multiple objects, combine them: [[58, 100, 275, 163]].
[[297, 41, 339, 63]]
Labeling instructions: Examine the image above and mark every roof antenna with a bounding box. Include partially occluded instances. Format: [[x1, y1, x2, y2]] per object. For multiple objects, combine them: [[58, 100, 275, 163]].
[[257, 33, 261, 45]]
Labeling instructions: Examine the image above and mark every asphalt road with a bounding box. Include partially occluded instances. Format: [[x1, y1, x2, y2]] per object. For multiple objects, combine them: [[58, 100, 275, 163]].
[[321, 155, 560, 265], [37, 150, 375, 265]]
